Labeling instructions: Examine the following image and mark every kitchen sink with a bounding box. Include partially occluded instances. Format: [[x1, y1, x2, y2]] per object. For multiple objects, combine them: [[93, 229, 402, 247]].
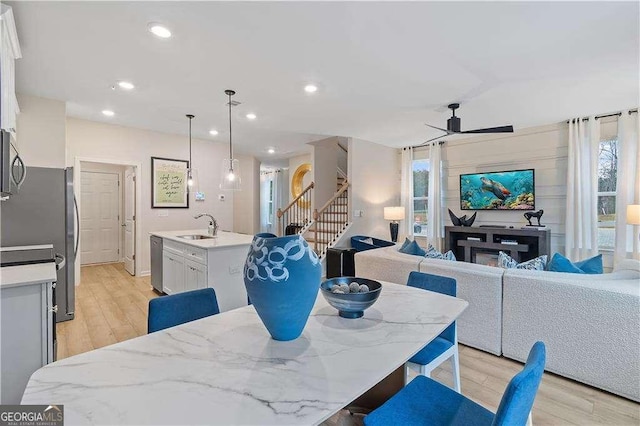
[[178, 234, 215, 240]]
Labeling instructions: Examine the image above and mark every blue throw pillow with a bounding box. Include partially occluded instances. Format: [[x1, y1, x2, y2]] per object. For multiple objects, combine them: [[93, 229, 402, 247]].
[[399, 238, 411, 251], [547, 253, 602, 274], [424, 245, 457, 261], [398, 240, 426, 256], [498, 251, 547, 271], [574, 254, 603, 274]]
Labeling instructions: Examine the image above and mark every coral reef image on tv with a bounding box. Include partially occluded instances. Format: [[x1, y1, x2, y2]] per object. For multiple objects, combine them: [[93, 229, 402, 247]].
[[460, 169, 535, 210]]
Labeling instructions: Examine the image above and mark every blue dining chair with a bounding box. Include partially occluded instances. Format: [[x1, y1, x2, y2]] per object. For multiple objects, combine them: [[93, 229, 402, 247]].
[[405, 271, 461, 392], [148, 288, 220, 333], [364, 341, 546, 426]]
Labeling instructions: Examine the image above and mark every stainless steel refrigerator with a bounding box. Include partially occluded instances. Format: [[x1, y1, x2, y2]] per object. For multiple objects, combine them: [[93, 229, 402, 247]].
[[1, 166, 77, 322]]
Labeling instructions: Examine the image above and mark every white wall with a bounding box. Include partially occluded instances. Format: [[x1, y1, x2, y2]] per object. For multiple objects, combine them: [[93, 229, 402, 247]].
[[66, 117, 241, 275], [347, 138, 400, 240], [80, 161, 126, 263], [311, 137, 339, 209], [15, 94, 65, 168], [232, 154, 260, 235]]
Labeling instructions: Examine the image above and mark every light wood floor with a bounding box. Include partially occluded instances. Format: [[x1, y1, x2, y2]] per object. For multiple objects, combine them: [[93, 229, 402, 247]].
[[61, 264, 640, 425]]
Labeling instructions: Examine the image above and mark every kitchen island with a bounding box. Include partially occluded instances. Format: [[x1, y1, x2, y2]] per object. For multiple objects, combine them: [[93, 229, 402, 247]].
[[149, 230, 253, 312]]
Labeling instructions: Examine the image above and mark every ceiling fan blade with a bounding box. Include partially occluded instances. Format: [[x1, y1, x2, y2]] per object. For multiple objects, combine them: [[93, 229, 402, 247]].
[[425, 123, 450, 133], [460, 125, 514, 134], [419, 133, 450, 146]]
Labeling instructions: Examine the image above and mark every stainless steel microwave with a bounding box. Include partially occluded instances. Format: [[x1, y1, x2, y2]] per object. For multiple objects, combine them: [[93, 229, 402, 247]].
[[0, 129, 26, 198], [1, 130, 11, 197]]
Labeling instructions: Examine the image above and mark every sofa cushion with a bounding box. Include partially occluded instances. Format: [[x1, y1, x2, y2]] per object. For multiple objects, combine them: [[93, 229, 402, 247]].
[[399, 240, 426, 256], [498, 251, 547, 271], [399, 238, 411, 251], [424, 245, 457, 261]]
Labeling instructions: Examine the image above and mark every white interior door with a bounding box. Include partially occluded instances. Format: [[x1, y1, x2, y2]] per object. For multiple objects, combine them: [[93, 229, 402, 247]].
[[124, 167, 136, 275], [80, 171, 120, 265]]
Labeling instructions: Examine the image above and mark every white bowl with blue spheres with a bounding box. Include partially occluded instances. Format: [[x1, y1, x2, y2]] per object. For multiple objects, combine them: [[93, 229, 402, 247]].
[[320, 277, 382, 318]]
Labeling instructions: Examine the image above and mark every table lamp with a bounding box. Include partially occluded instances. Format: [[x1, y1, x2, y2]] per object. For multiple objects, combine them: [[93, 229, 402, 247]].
[[384, 206, 405, 243]]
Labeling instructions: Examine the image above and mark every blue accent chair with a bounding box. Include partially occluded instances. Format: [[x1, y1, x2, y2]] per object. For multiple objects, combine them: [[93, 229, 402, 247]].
[[406, 271, 461, 392], [365, 341, 546, 426], [148, 288, 220, 333]]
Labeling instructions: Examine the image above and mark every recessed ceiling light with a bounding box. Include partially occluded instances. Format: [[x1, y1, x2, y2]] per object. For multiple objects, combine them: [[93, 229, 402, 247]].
[[304, 84, 318, 93], [102, 110, 115, 117], [246, 113, 257, 120], [117, 81, 135, 90], [148, 23, 172, 38], [209, 129, 219, 136], [267, 148, 275, 154]]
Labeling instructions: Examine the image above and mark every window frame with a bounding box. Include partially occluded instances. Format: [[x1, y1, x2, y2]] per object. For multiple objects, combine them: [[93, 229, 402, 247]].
[[412, 156, 430, 237], [596, 137, 618, 251]]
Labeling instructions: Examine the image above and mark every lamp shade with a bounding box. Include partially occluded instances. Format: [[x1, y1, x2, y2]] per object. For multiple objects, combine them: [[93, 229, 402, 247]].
[[627, 204, 640, 225], [384, 206, 405, 221]]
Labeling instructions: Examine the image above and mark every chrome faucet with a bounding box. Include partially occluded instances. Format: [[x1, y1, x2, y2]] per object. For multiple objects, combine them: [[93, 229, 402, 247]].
[[194, 214, 218, 237]]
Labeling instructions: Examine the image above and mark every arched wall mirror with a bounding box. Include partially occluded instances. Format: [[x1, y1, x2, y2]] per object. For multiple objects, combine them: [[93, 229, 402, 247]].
[[291, 163, 312, 208]]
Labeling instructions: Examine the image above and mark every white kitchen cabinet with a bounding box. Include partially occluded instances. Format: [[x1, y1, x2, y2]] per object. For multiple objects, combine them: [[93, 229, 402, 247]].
[[0, 5, 21, 132], [184, 258, 207, 291], [152, 233, 249, 313], [162, 251, 185, 295], [0, 264, 55, 404]]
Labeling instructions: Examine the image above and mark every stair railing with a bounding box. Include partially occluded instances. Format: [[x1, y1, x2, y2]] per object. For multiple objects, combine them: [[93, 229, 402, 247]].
[[276, 182, 314, 236], [312, 181, 350, 257]]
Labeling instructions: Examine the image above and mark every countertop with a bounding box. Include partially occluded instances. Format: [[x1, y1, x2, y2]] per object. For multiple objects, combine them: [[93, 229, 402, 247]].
[[149, 229, 254, 249], [0, 262, 57, 289], [22, 282, 468, 425]]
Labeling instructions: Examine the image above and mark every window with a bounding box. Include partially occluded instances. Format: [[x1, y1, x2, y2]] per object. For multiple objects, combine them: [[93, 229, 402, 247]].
[[412, 159, 429, 236], [597, 138, 618, 249], [267, 179, 274, 225]]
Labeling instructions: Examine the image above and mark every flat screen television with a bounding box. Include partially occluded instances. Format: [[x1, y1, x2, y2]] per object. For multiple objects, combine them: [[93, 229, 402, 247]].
[[460, 169, 535, 210]]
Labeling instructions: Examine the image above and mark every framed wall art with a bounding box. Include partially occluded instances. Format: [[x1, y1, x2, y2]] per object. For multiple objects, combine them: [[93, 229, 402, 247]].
[[151, 157, 189, 208]]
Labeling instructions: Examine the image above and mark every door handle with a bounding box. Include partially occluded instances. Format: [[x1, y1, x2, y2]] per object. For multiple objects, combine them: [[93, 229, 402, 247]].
[[49, 305, 59, 313]]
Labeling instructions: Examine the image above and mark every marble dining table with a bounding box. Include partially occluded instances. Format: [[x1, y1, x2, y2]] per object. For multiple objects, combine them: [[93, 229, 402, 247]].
[[22, 281, 468, 425]]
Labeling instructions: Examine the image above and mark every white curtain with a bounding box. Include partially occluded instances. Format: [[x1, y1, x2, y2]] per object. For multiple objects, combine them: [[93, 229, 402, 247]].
[[614, 112, 640, 263], [259, 172, 272, 233], [565, 117, 600, 260], [400, 147, 414, 239], [427, 142, 444, 251]]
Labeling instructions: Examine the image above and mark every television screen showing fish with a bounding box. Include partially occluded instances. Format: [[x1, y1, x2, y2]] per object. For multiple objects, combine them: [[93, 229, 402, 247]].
[[460, 169, 535, 210]]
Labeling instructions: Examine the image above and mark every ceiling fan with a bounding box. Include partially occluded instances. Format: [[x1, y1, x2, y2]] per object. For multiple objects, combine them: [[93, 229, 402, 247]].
[[422, 103, 513, 145]]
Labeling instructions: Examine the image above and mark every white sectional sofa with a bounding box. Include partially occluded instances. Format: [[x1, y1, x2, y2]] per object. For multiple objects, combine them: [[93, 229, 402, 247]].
[[502, 259, 640, 402], [354, 245, 640, 401]]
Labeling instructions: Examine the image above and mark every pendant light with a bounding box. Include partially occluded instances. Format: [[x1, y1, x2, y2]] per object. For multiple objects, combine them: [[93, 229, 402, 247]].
[[185, 114, 199, 193], [220, 89, 241, 190]]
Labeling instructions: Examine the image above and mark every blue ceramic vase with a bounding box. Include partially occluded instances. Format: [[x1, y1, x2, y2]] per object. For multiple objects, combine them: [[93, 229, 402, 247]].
[[243, 234, 321, 341]]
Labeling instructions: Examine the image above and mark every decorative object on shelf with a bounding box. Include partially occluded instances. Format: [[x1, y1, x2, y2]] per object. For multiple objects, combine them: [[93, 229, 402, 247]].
[[194, 192, 205, 201], [384, 206, 405, 242], [524, 209, 545, 226], [291, 163, 312, 208], [151, 157, 189, 208], [185, 114, 199, 194], [220, 89, 241, 190], [320, 277, 381, 318], [243, 234, 321, 341], [448, 209, 476, 227]]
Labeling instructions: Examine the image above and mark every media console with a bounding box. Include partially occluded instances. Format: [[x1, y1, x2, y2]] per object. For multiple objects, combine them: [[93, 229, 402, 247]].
[[444, 226, 550, 263]]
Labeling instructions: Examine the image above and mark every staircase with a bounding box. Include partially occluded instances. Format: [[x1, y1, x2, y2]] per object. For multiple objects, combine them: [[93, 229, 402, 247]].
[[305, 176, 350, 258]]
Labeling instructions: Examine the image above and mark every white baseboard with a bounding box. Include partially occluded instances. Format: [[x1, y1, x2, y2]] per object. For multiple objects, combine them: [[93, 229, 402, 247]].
[[138, 270, 151, 277]]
